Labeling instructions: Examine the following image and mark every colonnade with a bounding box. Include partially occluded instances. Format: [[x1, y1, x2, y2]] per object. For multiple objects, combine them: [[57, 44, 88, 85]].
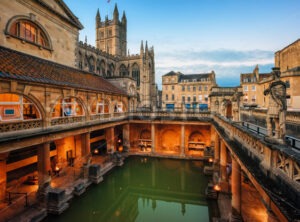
[[213, 132, 280, 221], [214, 132, 242, 218], [0, 123, 131, 202]]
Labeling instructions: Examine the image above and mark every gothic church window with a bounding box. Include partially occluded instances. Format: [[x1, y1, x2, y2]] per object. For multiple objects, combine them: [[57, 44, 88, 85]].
[[132, 63, 140, 86], [119, 64, 128, 77], [8, 19, 50, 49]]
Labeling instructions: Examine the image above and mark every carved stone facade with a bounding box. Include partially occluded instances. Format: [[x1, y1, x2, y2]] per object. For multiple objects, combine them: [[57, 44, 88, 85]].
[[209, 87, 243, 121]]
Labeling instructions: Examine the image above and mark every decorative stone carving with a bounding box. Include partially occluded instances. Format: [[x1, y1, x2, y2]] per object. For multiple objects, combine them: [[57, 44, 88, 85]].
[[264, 67, 287, 144]]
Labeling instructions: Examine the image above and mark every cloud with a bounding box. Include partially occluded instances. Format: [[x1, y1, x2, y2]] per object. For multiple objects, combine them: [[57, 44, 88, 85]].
[[154, 49, 274, 89]]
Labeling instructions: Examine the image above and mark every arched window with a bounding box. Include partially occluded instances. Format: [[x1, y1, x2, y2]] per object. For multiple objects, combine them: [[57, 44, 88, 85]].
[[114, 102, 124, 113], [132, 63, 140, 87], [91, 98, 109, 114], [119, 64, 128, 77], [88, 56, 95, 73], [100, 60, 106, 76], [78, 52, 83, 70], [51, 98, 84, 118], [8, 19, 50, 49], [0, 94, 41, 122], [107, 63, 115, 77]]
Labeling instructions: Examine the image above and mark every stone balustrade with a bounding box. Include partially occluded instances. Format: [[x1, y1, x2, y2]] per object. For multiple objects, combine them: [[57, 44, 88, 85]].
[[0, 119, 42, 133], [240, 107, 300, 125], [214, 114, 300, 185]]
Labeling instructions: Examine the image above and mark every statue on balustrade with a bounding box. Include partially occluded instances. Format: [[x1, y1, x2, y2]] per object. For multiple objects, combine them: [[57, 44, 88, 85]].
[[264, 67, 287, 144], [232, 90, 242, 122]]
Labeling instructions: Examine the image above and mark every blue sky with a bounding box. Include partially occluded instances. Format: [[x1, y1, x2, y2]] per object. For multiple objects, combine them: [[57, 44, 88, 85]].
[[64, 0, 300, 88]]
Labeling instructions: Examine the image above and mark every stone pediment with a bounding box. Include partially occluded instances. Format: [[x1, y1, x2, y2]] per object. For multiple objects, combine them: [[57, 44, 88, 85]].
[[33, 0, 83, 29], [44, 0, 69, 19]]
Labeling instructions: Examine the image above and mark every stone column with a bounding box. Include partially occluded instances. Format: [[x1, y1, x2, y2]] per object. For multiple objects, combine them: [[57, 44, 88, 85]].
[[151, 123, 155, 154], [37, 143, 51, 194], [81, 132, 91, 164], [214, 133, 220, 164], [220, 140, 227, 181], [0, 153, 8, 201], [123, 124, 130, 152], [106, 127, 115, 154], [231, 157, 241, 215], [180, 124, 185, 157]]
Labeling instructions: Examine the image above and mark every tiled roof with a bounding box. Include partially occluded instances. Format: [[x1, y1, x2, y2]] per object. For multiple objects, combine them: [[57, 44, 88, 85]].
[[0, 46, 127, 95], [163, 71, 179, 76], [179, 73, 212, 80]]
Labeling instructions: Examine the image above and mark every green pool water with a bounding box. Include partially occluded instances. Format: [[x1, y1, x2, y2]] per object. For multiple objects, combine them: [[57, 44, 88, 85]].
[[45, 156, 216, 222]]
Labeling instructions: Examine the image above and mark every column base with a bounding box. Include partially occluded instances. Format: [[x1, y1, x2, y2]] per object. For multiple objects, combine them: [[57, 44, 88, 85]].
[[37, 180, 51, 202], [230, 208, 243, 222]]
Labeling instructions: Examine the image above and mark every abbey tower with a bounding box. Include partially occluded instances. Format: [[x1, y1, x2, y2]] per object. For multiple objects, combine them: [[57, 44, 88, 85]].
[[95, 4, 127, 56]]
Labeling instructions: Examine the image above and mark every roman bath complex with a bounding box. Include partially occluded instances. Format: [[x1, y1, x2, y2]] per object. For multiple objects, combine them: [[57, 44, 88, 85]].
[[0, 0, 299, 221]]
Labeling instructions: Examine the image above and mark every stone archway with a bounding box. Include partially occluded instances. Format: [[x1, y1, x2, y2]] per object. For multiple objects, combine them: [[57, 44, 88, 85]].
[[226, 101, 233, 118], [160, 129, 180, 153]]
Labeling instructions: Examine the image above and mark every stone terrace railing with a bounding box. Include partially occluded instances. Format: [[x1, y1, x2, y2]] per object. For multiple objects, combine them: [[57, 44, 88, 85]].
[[128, 111, 212, 121], [240, 107, 300, 125], [0, 119, 42, 133], [213, 114, 300, 220]]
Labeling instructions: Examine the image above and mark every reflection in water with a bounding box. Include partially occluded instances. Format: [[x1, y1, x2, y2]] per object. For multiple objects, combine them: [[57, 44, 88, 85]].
[[45, 157, 213, 222]]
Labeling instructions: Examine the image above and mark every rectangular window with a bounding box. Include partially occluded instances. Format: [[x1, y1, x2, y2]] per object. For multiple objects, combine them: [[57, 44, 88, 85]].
[[182, 95, 185, 103], [172, 94, 175, 101], [204, 95, 208, 102], [204, 86, 208, 91], [172, 86, 174, 90], [182, 86, 185, 91], [187, 96, 191, 102], [193, 86, 196, 91], [166, 94, 168, 101], [187, 86, 190, 91], [199, 86, 202, 91], [244, 86, 248, 91], [251, 85, 256, 91], [251, 95, 256, 103], [193, 95, 196, 102], [286, 95, 291, 106], [286, 80, 290, 88], [199, 95, 202, 102]]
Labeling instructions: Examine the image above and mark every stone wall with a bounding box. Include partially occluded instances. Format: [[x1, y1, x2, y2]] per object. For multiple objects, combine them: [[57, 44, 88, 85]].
[[275, 39, 300, 72], [0, 0, 79, 67]]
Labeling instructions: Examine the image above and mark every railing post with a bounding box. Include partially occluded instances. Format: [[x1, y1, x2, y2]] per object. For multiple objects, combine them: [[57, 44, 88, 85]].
[[25, 193, 28, 207]]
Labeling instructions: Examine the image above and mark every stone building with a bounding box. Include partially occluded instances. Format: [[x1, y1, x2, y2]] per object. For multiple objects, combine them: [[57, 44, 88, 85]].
[[162, 71, 217, 111], [0, 1, 299, 222], [0, 0, 134, 205], [76, 5, 158, 110], [241, 39, 300, 110], [275, 38, 300, 72]]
